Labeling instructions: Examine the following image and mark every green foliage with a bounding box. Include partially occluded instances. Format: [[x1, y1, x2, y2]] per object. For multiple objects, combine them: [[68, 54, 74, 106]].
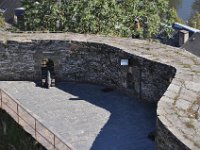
[[168, 0, 183, 10], [22, 0, 176, 39], [0, 13, 5, 28], [22, 0, 59, 31], [61, 0, 122, 35], [189, 12, 200, 29], [188, 0, 200, 29], [0, 109, 46, 150], [192, 0, 200, 15]]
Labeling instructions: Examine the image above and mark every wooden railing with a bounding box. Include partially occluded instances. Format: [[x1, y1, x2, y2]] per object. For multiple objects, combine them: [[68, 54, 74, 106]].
[[0, 89, 72, 150]]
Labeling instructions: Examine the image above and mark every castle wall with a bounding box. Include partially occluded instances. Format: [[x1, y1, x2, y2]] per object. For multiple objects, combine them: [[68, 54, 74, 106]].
[[1, 32, 199, 150], [0, 40, 175, 102]]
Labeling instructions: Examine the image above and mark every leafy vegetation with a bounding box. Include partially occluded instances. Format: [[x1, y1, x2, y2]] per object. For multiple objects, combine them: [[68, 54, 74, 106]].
[[189, 0, 200, 29], [0, 13, 5, 28], [189, 12, 200, 29], [168, 0, 183, 10], [0, 109, 46, 150], [169, 0, 200, 29], [22, 0, 177, 39]]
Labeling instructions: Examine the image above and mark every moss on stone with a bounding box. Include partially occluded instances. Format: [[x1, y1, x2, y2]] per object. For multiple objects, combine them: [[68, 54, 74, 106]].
[[0, 14, 5, 28], [185, 121, 195, 129]]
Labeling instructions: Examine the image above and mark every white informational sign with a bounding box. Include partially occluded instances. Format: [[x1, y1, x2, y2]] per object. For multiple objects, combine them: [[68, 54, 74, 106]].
[[120, 59, 129, 66]]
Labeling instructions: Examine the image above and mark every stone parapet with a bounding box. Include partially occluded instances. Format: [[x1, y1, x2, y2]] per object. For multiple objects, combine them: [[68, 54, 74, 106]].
[[0, 32, 200, 149]]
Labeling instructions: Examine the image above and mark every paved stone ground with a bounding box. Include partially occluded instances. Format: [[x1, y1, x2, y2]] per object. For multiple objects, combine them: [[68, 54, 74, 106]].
[[0, 81, 156, 150]]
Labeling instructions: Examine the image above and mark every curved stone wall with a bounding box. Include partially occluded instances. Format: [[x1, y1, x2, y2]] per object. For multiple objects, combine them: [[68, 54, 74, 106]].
[[0, 34, 175, 102], [0, 32, 200, 149]]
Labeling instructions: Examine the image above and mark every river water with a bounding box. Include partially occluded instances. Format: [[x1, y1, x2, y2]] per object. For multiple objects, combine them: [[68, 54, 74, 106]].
[[169, 0, 199, 22]]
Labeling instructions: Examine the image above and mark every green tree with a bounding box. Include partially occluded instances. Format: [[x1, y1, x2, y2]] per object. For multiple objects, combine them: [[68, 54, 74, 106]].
[[118, 0, 178, 38], [61, 0, 121, 35], [192, 0, 200, 14], [22, 0, 177, 39], [22, 0, 62, 31], [189, 13, 200, 29], [169, 0, 182, 10], [188, 0, 200, 29]]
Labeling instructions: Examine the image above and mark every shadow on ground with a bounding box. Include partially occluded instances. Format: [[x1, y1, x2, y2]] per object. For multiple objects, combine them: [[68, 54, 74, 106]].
[[55, 82, 157, 150]]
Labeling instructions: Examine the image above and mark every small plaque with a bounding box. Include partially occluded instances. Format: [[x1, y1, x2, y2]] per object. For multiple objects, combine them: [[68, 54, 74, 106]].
[[121, 59, 129, 66]]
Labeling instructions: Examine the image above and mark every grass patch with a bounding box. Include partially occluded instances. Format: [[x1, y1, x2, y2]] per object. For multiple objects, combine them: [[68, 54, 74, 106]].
[[185, 121, 195, 129], [183, 134, 200, 149], [191, 57, 200, 66], [172, 87, 182, 106], [187, 94, 200, 119], [181, 64, 191, 68], [194, 141, 200, 149], [0, 14, 5, 28]]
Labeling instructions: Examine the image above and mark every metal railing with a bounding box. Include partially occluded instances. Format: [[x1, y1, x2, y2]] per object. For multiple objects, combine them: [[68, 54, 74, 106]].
[[0, 89, 72, 150]]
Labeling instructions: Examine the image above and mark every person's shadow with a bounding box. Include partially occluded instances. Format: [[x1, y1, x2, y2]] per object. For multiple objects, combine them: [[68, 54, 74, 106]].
[[56, 82, 157, 150]]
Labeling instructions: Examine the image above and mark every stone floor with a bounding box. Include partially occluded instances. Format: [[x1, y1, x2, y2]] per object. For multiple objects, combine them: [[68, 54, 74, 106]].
[[0, 81, 156, 150]]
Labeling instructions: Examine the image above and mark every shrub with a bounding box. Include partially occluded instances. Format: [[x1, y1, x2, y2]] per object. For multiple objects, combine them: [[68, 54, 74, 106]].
[[22, 0, 177, 39]]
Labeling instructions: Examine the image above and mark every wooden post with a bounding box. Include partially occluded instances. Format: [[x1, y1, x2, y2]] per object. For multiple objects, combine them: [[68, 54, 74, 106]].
[[54, 135, 56, 149], [17, 104, 19, 123], [35, 119, 37, 139], [139, 68, 142, 100]]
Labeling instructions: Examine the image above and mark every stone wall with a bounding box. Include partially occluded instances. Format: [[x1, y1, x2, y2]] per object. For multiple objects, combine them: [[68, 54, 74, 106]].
[[182, 32, 200, 57], [0, 39, 175, 102], [1, 32, 200, 150], [0, 41, 35, 80], [156, 119, 190, 150]]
